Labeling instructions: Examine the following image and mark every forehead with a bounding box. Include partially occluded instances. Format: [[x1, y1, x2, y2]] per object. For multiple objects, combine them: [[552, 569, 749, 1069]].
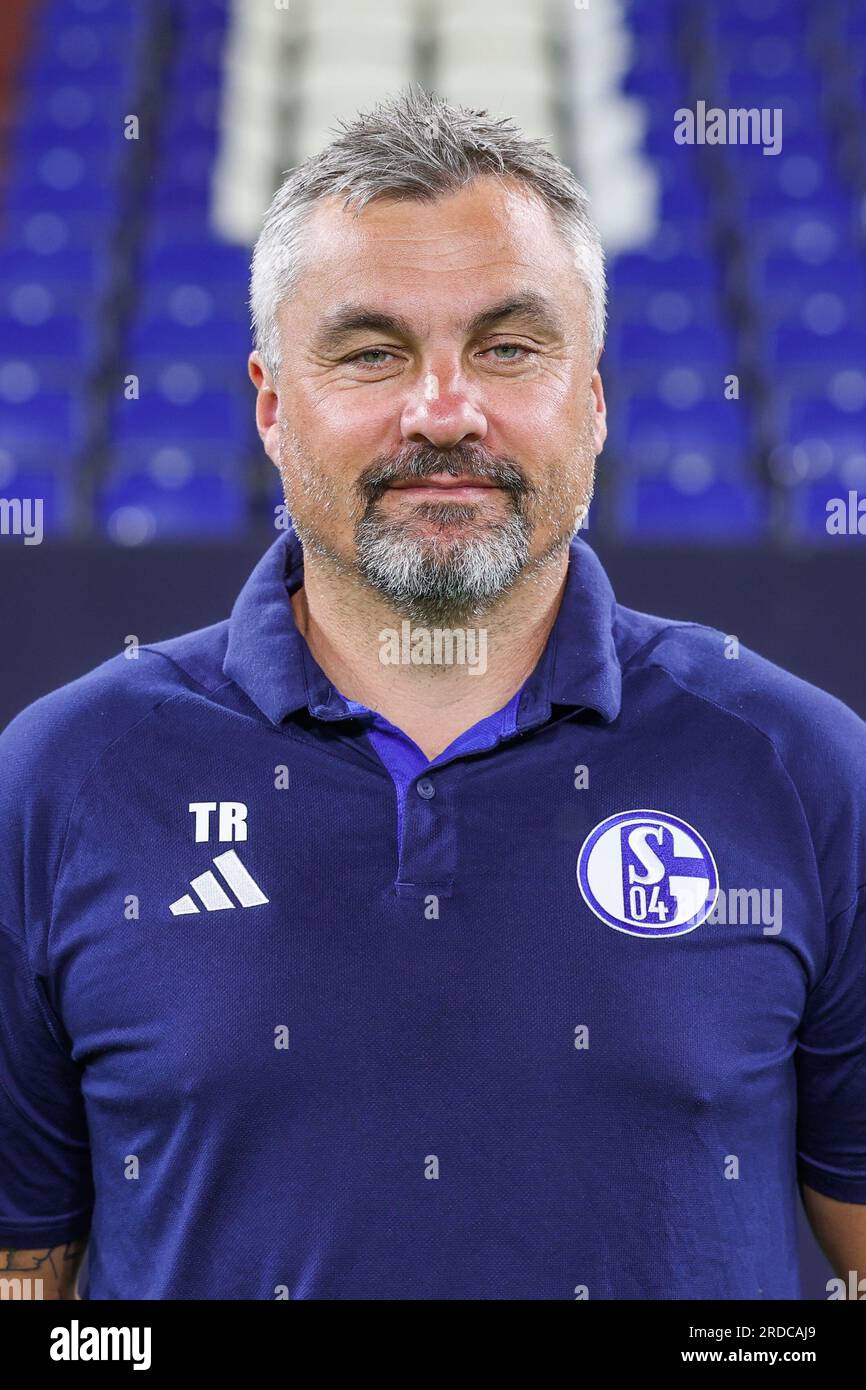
[[292, 176, 578, 312]]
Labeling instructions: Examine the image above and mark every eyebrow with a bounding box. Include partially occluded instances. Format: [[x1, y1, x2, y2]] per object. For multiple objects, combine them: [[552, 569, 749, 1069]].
[[466, 293, 565, 341], [311, 291, 565, 355], [312, 308, 414, 355]]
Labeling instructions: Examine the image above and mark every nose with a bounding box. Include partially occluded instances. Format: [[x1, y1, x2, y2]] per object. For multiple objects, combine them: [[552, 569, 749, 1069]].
[[400, 368, 488, 449]]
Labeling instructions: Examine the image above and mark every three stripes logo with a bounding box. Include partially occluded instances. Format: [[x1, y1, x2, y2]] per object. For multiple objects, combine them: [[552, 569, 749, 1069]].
[[169, 850, 269, 916]]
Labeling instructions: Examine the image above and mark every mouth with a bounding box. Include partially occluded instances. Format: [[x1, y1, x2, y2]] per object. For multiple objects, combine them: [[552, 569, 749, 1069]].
[[386, 473, 501, 500]]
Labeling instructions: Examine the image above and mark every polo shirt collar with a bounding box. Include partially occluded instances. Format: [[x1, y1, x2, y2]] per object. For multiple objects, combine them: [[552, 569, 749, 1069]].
[[223, 526, 622, 729], [223, 525, 311, 726], [544, 532, 622, 722]]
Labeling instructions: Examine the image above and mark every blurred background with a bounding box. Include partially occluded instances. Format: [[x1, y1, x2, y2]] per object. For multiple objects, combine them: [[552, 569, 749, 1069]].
[[1, 0, 865, 545], [0, 0, 864, 1295]]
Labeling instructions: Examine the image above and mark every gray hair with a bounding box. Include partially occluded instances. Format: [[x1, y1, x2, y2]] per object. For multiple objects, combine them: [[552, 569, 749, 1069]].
[[249, 85, 606, 380]]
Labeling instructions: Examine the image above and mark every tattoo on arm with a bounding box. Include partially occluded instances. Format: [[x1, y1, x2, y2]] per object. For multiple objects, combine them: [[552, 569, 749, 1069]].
[[0, 1239, 87, 1298]]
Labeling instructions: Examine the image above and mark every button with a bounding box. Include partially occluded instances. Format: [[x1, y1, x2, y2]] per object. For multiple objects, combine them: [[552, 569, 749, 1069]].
[[416, 777, 436, 800]]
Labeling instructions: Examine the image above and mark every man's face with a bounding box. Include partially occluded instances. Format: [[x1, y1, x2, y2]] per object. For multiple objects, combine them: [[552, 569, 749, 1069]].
[[249, 175, 607, 622]]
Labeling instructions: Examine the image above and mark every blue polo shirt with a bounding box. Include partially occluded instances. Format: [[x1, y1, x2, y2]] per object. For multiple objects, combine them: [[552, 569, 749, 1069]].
[[335, 684, 524, 846], [1, 526, 865, 1300]]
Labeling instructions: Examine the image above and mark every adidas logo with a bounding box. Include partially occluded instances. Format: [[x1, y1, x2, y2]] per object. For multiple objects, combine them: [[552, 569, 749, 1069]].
[[169, 850, 269, 915]]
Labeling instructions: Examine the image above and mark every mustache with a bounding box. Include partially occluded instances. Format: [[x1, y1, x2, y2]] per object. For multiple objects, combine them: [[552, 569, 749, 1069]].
[[356, 445, 533, 505]]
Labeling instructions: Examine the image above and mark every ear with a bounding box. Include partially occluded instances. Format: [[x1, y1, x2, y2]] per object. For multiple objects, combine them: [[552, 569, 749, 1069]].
[[248, 351, 280, 454], [590, 365, 607, 453]]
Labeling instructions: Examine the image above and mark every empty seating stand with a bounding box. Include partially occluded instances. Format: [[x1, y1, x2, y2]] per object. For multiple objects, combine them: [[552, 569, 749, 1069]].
[[606, 0, 866, 541], [0, 0, 862, 543]]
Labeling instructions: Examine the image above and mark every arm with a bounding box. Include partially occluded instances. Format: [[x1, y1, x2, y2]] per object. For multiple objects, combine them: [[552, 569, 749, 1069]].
[[0, 1238, 87, 1300], [801, 1186, 866, 1282]]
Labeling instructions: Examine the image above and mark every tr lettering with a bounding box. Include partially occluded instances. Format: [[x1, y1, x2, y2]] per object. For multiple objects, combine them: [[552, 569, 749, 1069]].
[[188, 801, 248, 842]]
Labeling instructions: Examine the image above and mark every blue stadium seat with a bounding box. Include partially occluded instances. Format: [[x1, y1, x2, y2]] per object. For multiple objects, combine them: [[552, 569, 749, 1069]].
[[611, 321, 738, 367], [785, 397, 866, 472], [618, 476, 769, 539], [111, 383, 253, 446], [137, 240, 249, 284], [766, 323, 866, 378], [610, 241, 722, 297], [126, 317, 249, 360], [0, 389, 88, 448], [0, 452, 74, 535], [98, 473, 248, 542], [788, 475, 866, 541], [619, 392, 750, 454], [748, 252, 866, 310]]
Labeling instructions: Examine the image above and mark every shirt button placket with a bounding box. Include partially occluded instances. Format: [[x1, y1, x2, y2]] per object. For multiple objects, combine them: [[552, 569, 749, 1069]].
[[394, 771, 456, 898]]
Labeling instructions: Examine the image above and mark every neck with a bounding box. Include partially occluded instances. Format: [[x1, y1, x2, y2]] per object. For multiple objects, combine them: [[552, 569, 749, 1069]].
[[290, 546, 571, 760]]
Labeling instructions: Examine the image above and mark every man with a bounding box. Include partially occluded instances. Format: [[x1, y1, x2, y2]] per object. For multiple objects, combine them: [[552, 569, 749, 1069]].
[[1, 88, 864, 1301]]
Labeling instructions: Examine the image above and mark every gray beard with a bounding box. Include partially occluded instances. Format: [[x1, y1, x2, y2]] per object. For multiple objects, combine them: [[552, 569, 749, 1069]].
[[278, 423, 596, 625], [354, 502, 532, 625]]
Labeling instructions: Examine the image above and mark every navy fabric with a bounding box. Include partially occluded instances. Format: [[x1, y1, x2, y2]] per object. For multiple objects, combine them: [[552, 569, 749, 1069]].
[[1, 525, 865, 1300], [336, 686, 524, 847]]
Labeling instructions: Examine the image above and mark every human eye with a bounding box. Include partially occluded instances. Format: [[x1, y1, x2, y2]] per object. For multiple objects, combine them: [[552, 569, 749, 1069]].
[[344, 348, 399, 371], [480, 342, 536, 366]]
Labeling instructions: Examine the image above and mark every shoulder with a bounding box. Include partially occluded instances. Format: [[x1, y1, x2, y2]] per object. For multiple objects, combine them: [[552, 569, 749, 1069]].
[[0, 621, 230, 939], [617, 605, 866, 768], [0, 621, 230, 805], [615, 603, 866, 911]]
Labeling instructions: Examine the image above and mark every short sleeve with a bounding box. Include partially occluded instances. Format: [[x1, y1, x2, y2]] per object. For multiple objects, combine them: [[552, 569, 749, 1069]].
[[0, 657, 170, 1250], [0, 918, 93, 1246], [795, 885, 866, 1203]]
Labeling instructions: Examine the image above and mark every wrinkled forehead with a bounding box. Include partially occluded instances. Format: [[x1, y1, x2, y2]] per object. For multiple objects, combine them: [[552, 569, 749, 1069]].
[[285, 177, 582, 332]]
